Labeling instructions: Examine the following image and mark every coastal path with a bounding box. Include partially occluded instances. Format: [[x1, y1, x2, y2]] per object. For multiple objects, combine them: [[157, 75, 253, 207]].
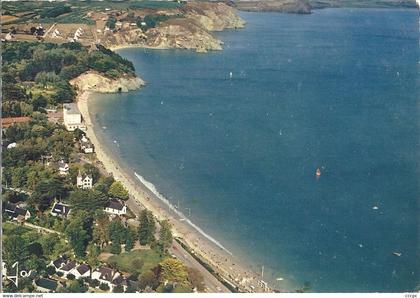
[[8, 220, 63, 235]]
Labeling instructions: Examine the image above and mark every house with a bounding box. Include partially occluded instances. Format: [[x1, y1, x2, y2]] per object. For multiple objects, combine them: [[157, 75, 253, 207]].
[[57, 260, 77, 277], [72, 263, 91, 279], [80, 135, 94, 153], [50, 255, 68, 271], [3, 202, 31, 221], [63, 103, 85, 131], [58, 160, 69, 176], [51, 202, 71, 218], [92, 267, 121, 291], [77, 171, 93, 189], [104, 199, 127, 216], [33, 278, 58, 293], [111, 274, 128, 292]]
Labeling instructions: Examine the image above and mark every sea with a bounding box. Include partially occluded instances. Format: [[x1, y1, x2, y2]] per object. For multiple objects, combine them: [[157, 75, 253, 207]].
[[89, 8, 419, 292]]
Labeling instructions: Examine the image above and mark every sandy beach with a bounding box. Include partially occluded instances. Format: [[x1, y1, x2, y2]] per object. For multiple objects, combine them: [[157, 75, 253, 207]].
[[76, 91, 274, 293]]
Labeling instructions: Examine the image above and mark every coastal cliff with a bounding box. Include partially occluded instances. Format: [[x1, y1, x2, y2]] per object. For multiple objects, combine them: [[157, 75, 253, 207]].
[[70, 71, 144, 93], [101, 2, 245, 52]]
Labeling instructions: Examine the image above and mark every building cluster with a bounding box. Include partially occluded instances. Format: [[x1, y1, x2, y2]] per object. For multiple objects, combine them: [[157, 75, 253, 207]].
[[33, 255, 136, 293]]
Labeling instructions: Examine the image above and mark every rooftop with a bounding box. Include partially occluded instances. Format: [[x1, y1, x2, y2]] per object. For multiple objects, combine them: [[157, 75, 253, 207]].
[[60, 260, 77, 272], [63, 103, 81, 115], [106, 199, 125, 211], [35, 278, 58, 291], [2, 116, 31, 128], [52, 202, 71, 217], [76, 263, 91, 275]]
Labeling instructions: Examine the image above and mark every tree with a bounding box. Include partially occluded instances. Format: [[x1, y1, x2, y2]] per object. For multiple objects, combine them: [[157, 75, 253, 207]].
[[69, 189, 107, 212], [99, 282, 110, 291], [125, 228, 136, 252], [3, 235, 28, 268], [108, 181, 129, 200], [65, 216, 90, 257], [159, 220, 173, 253], [138, 270, 159, 290], [159, 258, 191, 289], [110, 241, 121, 255], [40, 233, 60, 256], [113, 284, 124, 293], [87, 243, 101, 267], [138, 210, 156, 245], [67, 279, 88, 293], [93, 213, 110, 248], [31, 178, 66, 211], [108, 220, 127, 254]]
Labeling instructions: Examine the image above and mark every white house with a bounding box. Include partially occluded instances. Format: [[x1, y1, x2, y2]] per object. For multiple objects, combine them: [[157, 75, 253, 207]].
[[104, 199, 127, 216], [63, 103, 85, 131], [3, 202, 31, 221], [51, 202, 71, 218], [80, 135, 94, 154], [77, 171, 93, 189], [58, 160, 69, 176]]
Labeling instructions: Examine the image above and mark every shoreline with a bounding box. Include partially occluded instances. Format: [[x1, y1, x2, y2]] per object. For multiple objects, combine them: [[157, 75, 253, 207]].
[[76, 90, 276, 293]]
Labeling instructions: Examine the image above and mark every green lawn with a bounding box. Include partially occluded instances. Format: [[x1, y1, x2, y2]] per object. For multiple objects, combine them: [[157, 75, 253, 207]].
[[107, 249, 162, 275]]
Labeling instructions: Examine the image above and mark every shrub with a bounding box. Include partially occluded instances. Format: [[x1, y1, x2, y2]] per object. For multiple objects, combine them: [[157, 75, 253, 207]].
[[67, 273, 75, 280], [89, 279, 100, 288], [99, 282, 110, 291]]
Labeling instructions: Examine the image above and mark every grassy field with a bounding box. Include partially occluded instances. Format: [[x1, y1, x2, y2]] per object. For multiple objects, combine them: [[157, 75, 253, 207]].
[[2, 221, 32, 240], [107, 249, 163, 275], [1, 0, 185, 25]]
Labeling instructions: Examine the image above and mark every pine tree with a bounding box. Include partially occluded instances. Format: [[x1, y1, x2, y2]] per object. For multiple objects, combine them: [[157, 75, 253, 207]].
[[138, 210, 156, 245]]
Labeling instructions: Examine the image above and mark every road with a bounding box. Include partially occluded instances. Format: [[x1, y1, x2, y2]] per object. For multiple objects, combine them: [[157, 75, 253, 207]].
[[125, 196, 230, 293]]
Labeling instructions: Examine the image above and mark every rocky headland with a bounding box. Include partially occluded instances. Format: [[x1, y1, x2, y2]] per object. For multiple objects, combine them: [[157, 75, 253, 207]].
[[70, 71, 144, 93]]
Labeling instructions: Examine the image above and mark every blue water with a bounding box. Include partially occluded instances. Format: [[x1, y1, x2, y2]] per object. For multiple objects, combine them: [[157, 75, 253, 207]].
[[90, 9, 419, 292]]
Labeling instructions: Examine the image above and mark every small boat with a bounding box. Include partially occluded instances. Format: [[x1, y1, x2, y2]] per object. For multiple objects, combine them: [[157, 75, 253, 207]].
[[316, 168, 321, 177], [372, 206, 379, 210], [393, 252, 402, 257], [229, 72, 233, 79]]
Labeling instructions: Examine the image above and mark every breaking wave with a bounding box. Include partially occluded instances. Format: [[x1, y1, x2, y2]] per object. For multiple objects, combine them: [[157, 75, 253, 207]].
[[134, 172, 233, 255]]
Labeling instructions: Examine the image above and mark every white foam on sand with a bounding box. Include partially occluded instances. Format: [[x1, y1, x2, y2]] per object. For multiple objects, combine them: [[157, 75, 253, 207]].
[[134, 172, 233, 255]]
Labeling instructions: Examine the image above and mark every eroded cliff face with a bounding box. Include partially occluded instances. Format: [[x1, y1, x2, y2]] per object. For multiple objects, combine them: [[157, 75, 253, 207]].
[[102, 1, 245, 52], [184, 2, 246, 31], [70, 71, 144, 93], [146, 18, 223, 52]]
